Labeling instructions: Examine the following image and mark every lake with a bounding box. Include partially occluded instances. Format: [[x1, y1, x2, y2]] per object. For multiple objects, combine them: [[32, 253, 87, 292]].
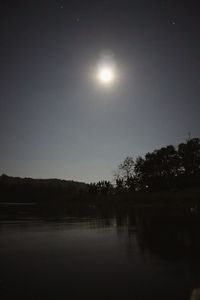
[[0, 204, 200, 300]]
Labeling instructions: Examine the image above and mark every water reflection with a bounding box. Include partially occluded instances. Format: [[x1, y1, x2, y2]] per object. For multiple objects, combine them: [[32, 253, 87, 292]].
[[0, 205, 200, 300], [114, 212, 200, 261]]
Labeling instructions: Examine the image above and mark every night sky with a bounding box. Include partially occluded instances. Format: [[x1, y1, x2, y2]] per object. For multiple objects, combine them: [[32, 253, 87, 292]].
[[1, 0, 200, 182]]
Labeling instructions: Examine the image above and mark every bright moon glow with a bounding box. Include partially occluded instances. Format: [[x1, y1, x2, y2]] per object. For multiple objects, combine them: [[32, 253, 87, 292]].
[[98, 66, 115, 84]]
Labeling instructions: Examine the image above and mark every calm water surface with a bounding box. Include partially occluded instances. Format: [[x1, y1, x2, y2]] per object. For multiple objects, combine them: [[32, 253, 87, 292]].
[[0, 206, 200, 300]]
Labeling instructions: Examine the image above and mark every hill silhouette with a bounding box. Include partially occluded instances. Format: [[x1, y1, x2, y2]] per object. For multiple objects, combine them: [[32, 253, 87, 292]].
[[0, 174, 87, 203]]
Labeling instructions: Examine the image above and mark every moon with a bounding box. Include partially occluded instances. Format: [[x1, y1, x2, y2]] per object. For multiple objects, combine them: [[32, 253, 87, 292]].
[[98, 66, 115, 84]]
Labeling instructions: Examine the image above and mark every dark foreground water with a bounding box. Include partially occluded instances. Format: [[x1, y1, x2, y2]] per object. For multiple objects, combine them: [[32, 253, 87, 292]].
[[0, 205, 200, 300]]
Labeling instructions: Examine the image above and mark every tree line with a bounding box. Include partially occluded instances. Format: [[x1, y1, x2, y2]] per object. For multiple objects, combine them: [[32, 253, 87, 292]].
[[88, 137, 200, 195], [1, 137, 200, 201]]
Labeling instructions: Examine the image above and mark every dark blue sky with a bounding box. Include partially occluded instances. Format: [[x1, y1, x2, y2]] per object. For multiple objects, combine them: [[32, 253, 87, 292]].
[[1, 0, 200, 182]]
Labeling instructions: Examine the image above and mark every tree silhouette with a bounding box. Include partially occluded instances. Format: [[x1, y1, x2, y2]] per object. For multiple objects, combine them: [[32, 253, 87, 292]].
[[178, 138, 200, 176], [115, 156, 135, 191], [131, 138, 200, 191], [115, 178, 124, 194]]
